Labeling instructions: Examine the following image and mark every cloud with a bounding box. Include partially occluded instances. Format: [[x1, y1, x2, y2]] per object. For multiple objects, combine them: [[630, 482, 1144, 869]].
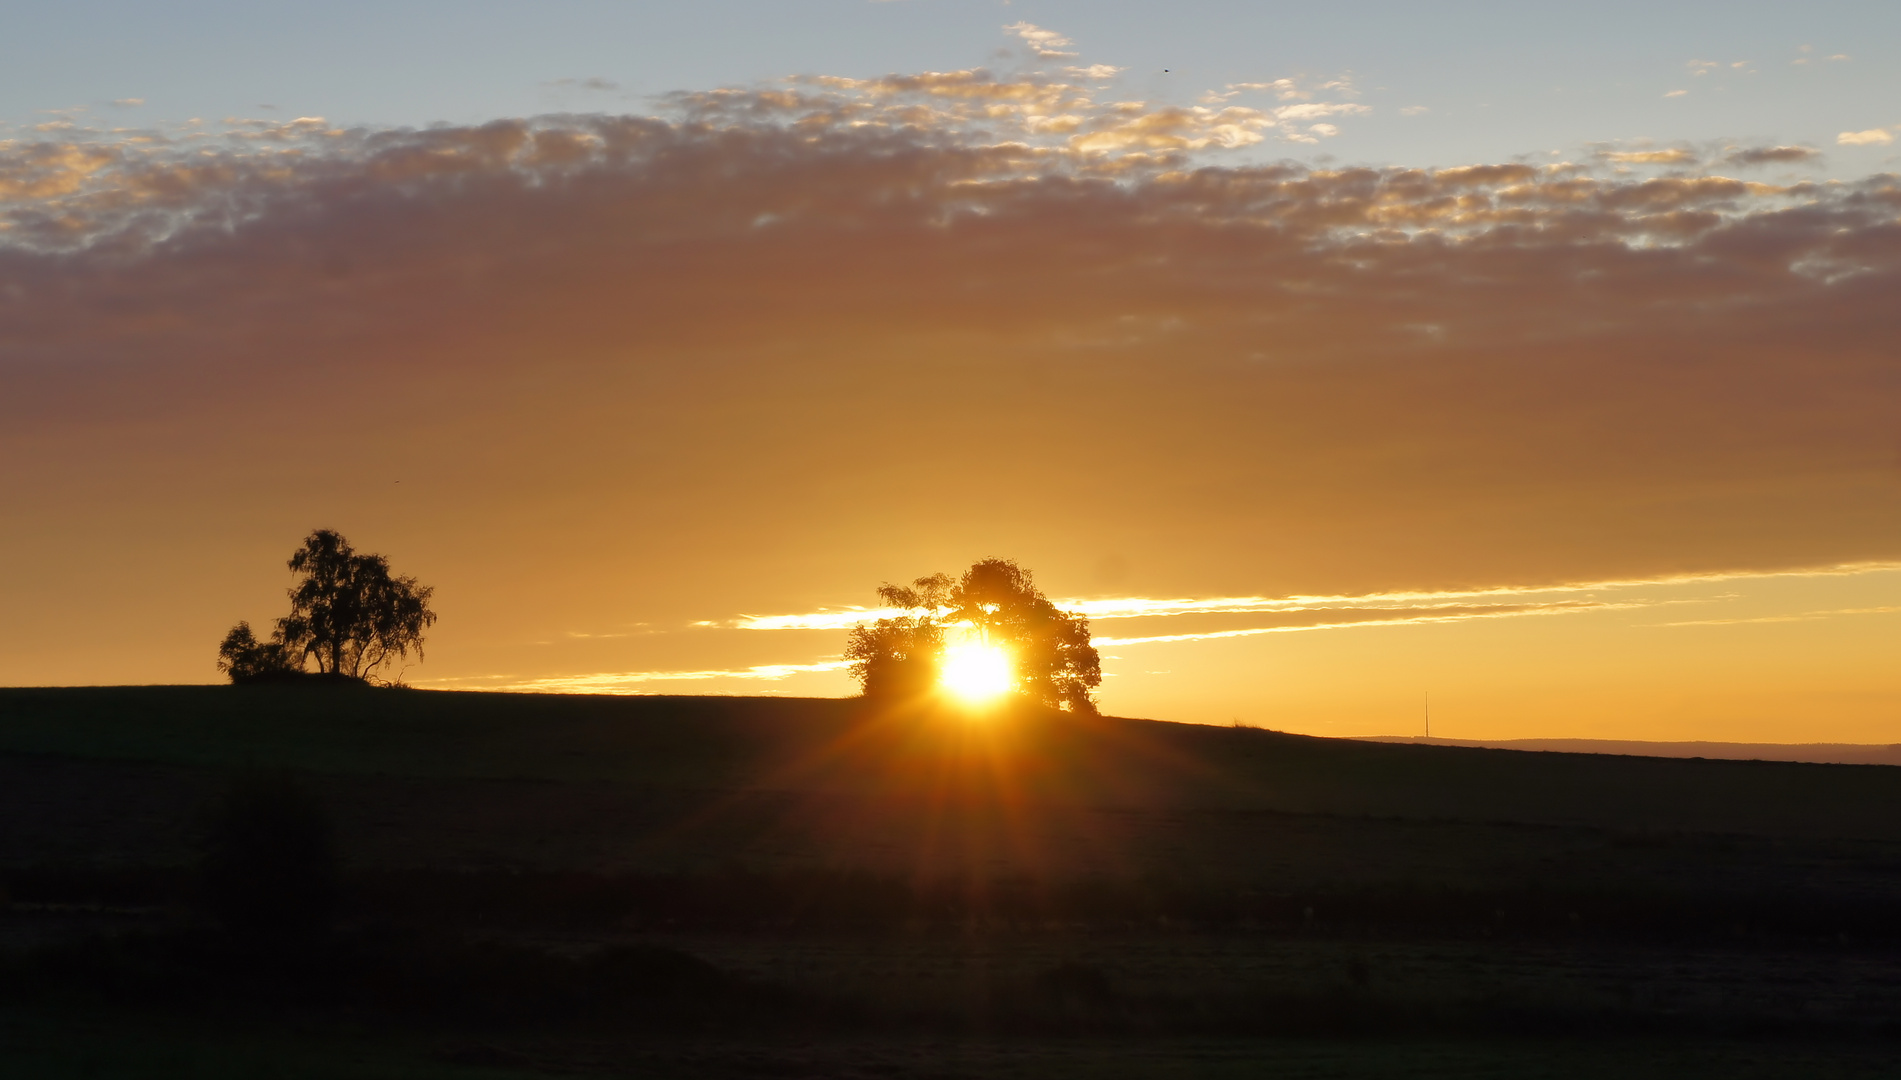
[[1064, 64, 1123, 80], [426, 660, 852, 695], [728, 564, 1901, 633], [1723, 145, 1820, 166], [1092, 601, 1627, 645], [442, 563, 1901, 697], [1230, 79, 1308, 101], [1653, 606, 1901, 628], [5, 75, 1901, 686], [1271, 102, 1369, 122], [1601, 148, 1698, 165], [547, 77, 621, 92], [110, 98, 145, 108], [1663, 90, 1688, 98], [1399, 105, 1429, 116], [1838, 128, 1895, 146], [1004, 21, 1077, 59]]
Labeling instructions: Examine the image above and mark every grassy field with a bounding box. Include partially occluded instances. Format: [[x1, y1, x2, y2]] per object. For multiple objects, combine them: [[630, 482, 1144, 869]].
[[8, 1004, 1901, 1080], [5, 685, 1901, 1076], [7, 684, 1901, 838], [12, 1003, 1901, 1080]]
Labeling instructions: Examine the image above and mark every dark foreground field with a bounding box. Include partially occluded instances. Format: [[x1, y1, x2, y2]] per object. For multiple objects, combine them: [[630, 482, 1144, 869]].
[[4, 685, 1901, 1077]]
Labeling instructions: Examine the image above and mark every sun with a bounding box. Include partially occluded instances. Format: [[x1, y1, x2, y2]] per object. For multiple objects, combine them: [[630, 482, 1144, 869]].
[[939, 640, 1014, 705]]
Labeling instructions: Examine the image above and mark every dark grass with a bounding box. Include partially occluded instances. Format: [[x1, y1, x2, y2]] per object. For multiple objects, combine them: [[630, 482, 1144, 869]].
[[9, 685, 1901, 1074], [7, 1002, 1901, 1079], [7, 685, 1901, 839], [8, 918, 1901, 1042], [13, 863, 1901, 944]]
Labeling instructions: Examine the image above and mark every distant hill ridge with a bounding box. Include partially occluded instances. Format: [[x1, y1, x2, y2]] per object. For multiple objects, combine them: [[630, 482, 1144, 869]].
[[1357, 735, 1901, 766], [7, 686, 1901, 842]]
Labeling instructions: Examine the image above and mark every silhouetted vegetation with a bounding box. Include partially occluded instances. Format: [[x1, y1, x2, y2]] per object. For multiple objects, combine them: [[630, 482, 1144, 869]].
[[847, 558, 1101, 711], [212, 622, 303, 682], [844, 574, 950, 699], [216, 529, 435, 684]]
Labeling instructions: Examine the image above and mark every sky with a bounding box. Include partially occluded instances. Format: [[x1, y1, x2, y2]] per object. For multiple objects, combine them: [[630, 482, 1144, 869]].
[[4, 1, 1901, 742]]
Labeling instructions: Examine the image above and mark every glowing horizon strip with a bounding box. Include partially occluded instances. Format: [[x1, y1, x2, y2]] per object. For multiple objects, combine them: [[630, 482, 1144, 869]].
[[419, 563, 1901, 696], [419, 659, 851, 694], [1095, 601, 1640, 646], [724, 561, 1901, 632], [1651, 605, 1901, 628]]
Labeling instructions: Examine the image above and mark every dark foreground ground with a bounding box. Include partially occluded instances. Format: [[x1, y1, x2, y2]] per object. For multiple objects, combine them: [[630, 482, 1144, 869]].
[[4, 685, 1901, 1077], [10, 1004, 1901, 1079]]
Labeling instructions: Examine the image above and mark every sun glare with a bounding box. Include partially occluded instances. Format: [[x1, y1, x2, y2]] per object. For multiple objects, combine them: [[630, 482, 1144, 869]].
[[939, 641, 1014, 705]]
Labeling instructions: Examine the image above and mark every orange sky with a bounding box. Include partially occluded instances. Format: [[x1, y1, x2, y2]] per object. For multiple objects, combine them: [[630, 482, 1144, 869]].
[[3, 71, 1899, 742]]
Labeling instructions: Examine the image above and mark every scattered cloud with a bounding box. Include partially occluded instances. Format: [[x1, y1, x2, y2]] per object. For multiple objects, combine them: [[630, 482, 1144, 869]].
[[425, 660, 853, 695], [432, 565, 1901, 691], [1838, 128, 1895, 146], [1723, 145, 1820, 166], [728, 565, 1901, 634], [1399, 105, 1429, 116], [1653, 606, 1901, 628], [6, 72, 1901, 687], [1229, 78, 1307, 101], [1003, 21, 1076, 59], [1601, 148, 1698, 165], [547, 76, 621, 92], [1663, 89, 1688, 98], [109, 98, 144, 108], [1064, 64, 1123, 80], [1680, 58, 1755, 79], [1093, 602, 1627, 646]]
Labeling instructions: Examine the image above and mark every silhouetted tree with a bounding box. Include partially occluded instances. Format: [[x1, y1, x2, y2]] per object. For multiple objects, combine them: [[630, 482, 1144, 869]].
[[844, 615, 945, 700], [216, 621, 301, 681], [845, 574, 951, 699], [217, 529, 436, 684], [846, 560, 1101, 713], [876, 572, 955, 612], [949, 559, 1101, 714]]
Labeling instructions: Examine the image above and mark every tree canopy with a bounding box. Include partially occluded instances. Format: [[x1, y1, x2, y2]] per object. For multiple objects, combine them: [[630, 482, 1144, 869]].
[[845, 558, 1101, 713], [217, 529, 436, 684]]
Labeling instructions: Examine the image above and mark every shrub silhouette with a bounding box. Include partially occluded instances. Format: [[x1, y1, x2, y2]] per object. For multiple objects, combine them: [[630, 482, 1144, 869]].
[[215, 621, 304, 682], [199, 772, 339, 939], [844, 613, 946, 700]]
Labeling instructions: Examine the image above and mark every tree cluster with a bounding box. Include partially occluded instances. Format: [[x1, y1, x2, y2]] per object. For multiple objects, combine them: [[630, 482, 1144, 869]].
[[217, 529, 436, 684], [845, 558, 1101, 713]]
